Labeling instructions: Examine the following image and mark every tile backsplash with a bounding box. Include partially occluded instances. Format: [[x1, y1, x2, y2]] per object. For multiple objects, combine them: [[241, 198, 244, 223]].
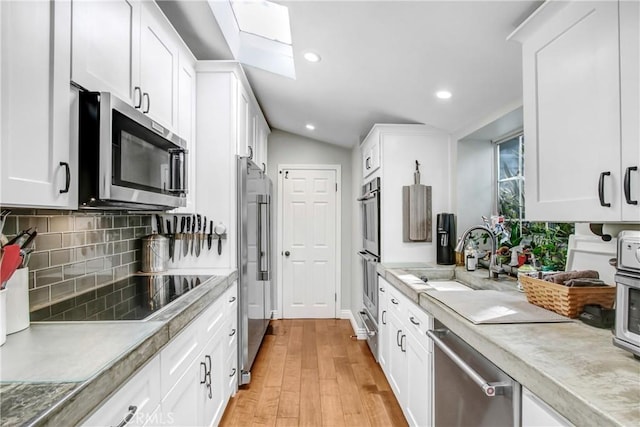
[[0, 208, 152, 312]]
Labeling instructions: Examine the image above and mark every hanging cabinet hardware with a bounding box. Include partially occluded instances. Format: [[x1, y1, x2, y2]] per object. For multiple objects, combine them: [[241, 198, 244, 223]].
[[624, 166, 638, 205], [598, 171, 612, 207], [59, 162, 70, 194]]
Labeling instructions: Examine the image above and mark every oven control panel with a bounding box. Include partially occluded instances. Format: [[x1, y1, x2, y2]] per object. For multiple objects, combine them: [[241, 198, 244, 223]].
[[619, 231, 640, 273]]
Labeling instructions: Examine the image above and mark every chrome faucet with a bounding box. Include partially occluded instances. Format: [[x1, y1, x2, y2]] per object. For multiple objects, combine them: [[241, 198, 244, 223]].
[[454, 225, 504, 279]]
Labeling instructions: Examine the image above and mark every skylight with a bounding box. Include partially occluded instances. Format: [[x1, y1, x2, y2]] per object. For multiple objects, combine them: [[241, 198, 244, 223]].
[[208, 0, 296, 78], [230, 0, 292, 45]]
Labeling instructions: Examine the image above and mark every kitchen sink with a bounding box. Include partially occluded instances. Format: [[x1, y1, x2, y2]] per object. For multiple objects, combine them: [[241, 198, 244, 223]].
[[395, 273, 472, 292]]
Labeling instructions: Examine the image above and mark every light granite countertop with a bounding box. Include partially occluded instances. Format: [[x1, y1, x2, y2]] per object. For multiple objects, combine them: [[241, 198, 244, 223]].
[[378, 262, 640, 427], [0, 268, 237, 427]]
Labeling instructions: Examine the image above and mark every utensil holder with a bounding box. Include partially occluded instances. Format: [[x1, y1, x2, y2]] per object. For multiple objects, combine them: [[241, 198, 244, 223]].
[[6, 267, 29, 334], [0, 288, 7, 346]]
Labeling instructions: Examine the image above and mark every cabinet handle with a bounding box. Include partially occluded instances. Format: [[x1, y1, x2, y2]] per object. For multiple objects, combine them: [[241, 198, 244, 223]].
[[228, 296, 237, 303], [366, 157, 371, 170], [230, 368, 237, 377], [396, 329, 402, 347], [401, 334, 406, 352], [624, 166, 638, 205], [262, 162, 266, 173], [133, 87, 142, 108], [598, 171, 611, 207], [409, 316, 420, 326], [200, 361, 207, 385], [142, 92, 150, 114], [382, 310, 387, 325], [229, 328, 236, 337], [248, 145, 254, 160], [115, 405, 138, 427], [379, 287, 385, 292], [59, 162, 70, 194], [391, 298, 399, 305], [204, 355, 213, 399]]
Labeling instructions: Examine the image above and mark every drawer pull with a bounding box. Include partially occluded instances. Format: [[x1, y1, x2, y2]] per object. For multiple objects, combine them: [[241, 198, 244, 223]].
[[409, 316, 420, 326], [229, 296, 237, 303], [400, 334, 406, 352], [391, 298, 399, 305], [381, 310, 387, 325], [229, 328, 236, 337], [230, 368, 237, 377], [598, 171, 611, 207], [379, 287, 385, 292], [59, 162, 70, 194], [396, 329, 402, 347], [624, 166, 638, 205], [115, 405, 137, 427]]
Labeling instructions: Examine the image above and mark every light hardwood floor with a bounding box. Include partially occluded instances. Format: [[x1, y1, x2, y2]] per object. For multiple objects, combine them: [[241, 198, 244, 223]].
[[220, 319, 407, 427]]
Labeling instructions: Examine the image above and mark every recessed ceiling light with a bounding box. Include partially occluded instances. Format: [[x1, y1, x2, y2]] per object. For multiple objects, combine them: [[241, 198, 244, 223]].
[[436, 90, 452, 99], [305, 124, 315, 130], [303, 52, 321, 63]]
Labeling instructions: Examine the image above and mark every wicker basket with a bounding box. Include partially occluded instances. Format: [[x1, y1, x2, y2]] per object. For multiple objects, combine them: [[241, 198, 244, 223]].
[[519, 275, 616, 318]]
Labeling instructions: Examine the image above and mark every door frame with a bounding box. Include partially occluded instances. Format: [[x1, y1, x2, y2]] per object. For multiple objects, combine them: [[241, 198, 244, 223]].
[[276, 164, 342, 319]]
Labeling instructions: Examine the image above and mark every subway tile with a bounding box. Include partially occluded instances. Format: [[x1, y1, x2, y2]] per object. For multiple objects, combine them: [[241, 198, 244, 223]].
[[94, 243, 108, 257], [50, 216, 74, 232], [65, 305, 88, 321], [27, 252, 50, 270], [113, 241, 128, 254], [105, 254, 121, 269], [74, 216, 96, 231], [1, 216, 17, 235], [105, 290, 122, 307], [35, 266, 63, 287], [63, 262, 86, 280], [76, 275, 96, 293], [50, 249, 74, 267], [30, 306, 52, 322], [86, 258, 104, 273], [50, 298, 75, 316], [121, 284, 137, 300], [96, 283, 115, 298], [128, 239, 141, 251], [35, 209, 71, 216], [128, 216, 142, 227], [75, 289, 97, 306], [29, 286, 50, 309], [18, 216, 49, 233], [50, 280, 75, 301], [86, 230, 105, 244], [128, 263, 139, 275], [97, 308, 115, 321], [36, 233, 62, 251], [29, 272, 35, 289], [62, 232, 86, 248], [76, 245, 96, 261], [141, 216, 152, 226], [114, 265, 129, 280], [120, 228, 134, 239], [105, 229, 121, 242], [121, 251, 135, 264], [96, 269, 114, 286], [113, 301, 130, 319], [96, 216, 113, 229], [86, 297, 106, 317], [134, 227, 148, 238], [113, 216, 128, 228]]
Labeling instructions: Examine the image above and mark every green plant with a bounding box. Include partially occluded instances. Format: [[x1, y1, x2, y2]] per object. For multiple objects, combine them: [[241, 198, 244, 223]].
[[525, 222, 574, 270]]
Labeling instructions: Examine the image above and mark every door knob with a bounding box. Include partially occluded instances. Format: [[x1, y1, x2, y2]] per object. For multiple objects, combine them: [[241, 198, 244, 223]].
[[284, 251, 290, 257]]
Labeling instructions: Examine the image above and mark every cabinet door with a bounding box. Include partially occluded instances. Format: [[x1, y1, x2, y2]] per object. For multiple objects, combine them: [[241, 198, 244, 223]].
[[201, 329, 226, 427], [386, 310, 407, 402], [139, 2, 178, 130], [82, 357, 161, 427], [522, 388, 572, 427], [160, 356, 203, 427], [405, 333, 432, 427], [71, 0, 140, 104], [172, 48, 197, 214], [0, 0, 74, 208], [522, 1, 621, 221], [620, 0, 640, 221], [236, 82, 251, 157], [378, 277, 389, 372]]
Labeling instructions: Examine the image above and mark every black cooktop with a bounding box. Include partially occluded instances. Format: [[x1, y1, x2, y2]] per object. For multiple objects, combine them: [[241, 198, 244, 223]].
[[32, 274, 214, 322]]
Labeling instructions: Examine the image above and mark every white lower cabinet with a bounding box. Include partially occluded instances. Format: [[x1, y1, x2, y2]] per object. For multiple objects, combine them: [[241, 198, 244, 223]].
[[522, 388, 572, 427], [82, 357, 161, 427], [378, 276, 433, 427], [82, 282, 238, 426]]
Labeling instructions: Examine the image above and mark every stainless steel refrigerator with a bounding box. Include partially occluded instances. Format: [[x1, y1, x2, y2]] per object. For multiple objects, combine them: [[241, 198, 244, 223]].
[[237, 156, 272, 385]]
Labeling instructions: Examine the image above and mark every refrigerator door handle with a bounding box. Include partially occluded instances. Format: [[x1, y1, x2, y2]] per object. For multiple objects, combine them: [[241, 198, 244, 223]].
[[257, 194, 271, 280]]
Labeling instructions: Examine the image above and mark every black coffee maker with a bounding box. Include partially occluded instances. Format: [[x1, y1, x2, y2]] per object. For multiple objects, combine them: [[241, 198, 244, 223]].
[[436, 213, 456, 265]]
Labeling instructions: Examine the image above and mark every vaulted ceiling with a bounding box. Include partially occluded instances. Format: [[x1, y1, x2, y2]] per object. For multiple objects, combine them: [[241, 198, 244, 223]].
[[158, 0, 541, 147]]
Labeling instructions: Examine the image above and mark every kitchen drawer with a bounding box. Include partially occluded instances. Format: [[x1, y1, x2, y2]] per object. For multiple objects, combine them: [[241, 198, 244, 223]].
[[82, 356, 161, 427], [405, 304, 433, 351], [198, 295, 225, 343], [224, 347, 238, 398], [387, 287, 406, 315]]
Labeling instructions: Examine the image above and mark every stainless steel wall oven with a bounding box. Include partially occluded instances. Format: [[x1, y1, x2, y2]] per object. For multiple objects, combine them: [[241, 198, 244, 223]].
[[358, 177, 380, 360]]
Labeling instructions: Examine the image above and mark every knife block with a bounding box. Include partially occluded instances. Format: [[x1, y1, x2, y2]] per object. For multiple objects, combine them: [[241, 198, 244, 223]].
[[402, 184, 432, 242]]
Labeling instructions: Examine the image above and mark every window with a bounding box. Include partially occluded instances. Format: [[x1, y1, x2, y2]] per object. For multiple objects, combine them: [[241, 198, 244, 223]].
[[496, 133, 524, 222]]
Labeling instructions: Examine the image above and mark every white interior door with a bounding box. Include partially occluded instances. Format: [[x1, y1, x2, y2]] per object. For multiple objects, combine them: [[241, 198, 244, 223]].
[[282, 168, 337, 318]]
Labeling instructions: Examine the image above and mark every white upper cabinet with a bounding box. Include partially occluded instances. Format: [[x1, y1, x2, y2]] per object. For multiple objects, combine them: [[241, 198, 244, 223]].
[[1, 0, 76, 208], [71, 0, 180, 133], [71, 0, 140, 105], [361, 131, 381, 179], [510, 0, 639, 222], [139, 2, 178, 131]]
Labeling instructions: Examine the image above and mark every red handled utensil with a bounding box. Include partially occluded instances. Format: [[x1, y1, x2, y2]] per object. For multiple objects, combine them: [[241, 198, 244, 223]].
[[1, 244, 23, 289]]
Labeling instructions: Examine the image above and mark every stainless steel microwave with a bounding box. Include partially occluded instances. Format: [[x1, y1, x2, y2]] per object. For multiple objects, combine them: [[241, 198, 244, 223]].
[[78, 92, 188, 210], [613, 231, 640, 358]]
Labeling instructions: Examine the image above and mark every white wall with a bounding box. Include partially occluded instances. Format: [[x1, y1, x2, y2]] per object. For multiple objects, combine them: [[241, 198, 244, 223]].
[[351, 144, 363, 325], [267, 129, 353, 314], [456, 139, 494, 233]]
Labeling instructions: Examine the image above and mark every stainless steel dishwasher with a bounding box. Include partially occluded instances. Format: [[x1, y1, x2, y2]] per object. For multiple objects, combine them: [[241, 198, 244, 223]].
[[428, 319, 521, 426]]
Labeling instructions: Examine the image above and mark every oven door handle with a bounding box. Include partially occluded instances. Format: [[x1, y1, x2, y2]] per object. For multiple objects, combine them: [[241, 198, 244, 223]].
[[358, 311, 376, 337], [356, 190, 378, 202], [427, 329, 511, 397], [358, 250, 379, 263]]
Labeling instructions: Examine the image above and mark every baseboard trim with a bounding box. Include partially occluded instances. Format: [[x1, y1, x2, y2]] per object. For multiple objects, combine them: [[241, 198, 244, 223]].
[[341, 309, 367, 340], [271, 310, 281, 320]]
